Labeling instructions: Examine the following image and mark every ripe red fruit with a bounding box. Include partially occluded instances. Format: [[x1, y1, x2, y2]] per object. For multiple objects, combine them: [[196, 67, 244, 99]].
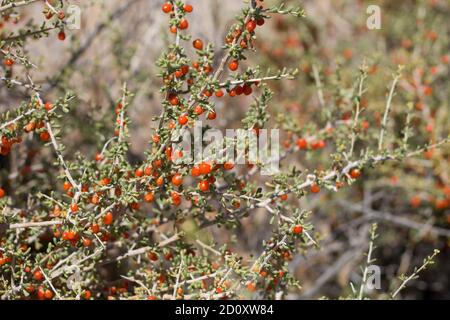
[[58, 31, 66, 41], [183, 4, 193, 12], [4, 58, 14, 67], [191, 166, 201, 177], [44, 289, 53, 300], [193, 39, 203, 50], [194, 105, 203, 115], [223, 162, 234, 170], [144, 192, 154, 203], [243, 84, 252, 95], [310, 184, 321, 194], [171, 173, 183, 186], [39, 131, 50, 142], [82, 238, 92, 247], [0, 187, 5, 198], [33, 270, 43, 281], [135, 168, 144, 177], [292, 225, 303, 234], [162, 2, 172, 13], [91, 224, 100, 234], [178, 115, 188, 125], [350, 169, 361, 179], [95, 153, 103, 161], [104, 211, 113, 225], [215, 90, 224, 97], [199, 180, 210, 192], [311, 140, 326, 150], [178, 19, 189, 30], [246, 20, 257, 32], [169, 95, 179, 106], [207, 111, 217, 120], [228, 60, 239, 71], [171, 191, 181, 206], [84, 290, 92, 299], [256, 18, 265, 26], [199, 162, 212, 175], [296, 138, 308, 150], [70, 203, 78, 213]]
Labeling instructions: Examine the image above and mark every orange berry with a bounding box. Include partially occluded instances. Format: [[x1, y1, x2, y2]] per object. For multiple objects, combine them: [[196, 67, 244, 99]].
[[349, 169, 361, 179], [199, 180, 210, 192], [296, 138, 308, 150], [58, 31, 66, 41], [183, 4, 193, 12], [178, 114, 188, 125], [193, 39, 203, 50], [162, 2, 172, 13], [292, 225, 303, 234], [171, 173, 183, 186], [199, 162, 212, 175], [144, 192, 154, 203], [70, 203, 78, 213], [4, 58, 14, 67], [104, 211, 113, 225], [310, 184, 320, 194], [228, 60, 239, 71], [178, 19, 189, 30]]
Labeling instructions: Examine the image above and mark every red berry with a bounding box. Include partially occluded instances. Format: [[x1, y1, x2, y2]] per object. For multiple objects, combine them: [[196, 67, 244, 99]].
[[199, 180, 210, 192], [39, 131, 50, 142], [91, 224, 100, 234], [4, 58, 13, 67], [243, 84, 252, 95], [194, 105, 203, 115], [82, 238, 92, 247], [292, 225, 303, 234], [70, 203, 78, 213], [350, 169, 361, 179], [44, 102, 53, 111], [191, 166, 201, 177], [44, 289, 53, 300], [183, 4, 193, 13], [246, 20, 257, 32], [0, 187, 5, 198], [228, 60, 239, 71], [95, 153, 103, 161], [104, 211, 113, 225], [58, 31, 66, 41], [193, 39, 203, 50], [215, 90, 224, 97], [296, 138, 308, 150], [223, 162, 234, 170], [162, 2, 172, 13], [310, 184, 320, 194], [84, 290, 92, 299], [172, 173, 183, 186], [178, 114, 188, 125], [144, 192, 154, 203], [199, 162, 212, 175], [178, 19, 189, 30], [207, 111, 217, 120], [33, 270, 43, 281]]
